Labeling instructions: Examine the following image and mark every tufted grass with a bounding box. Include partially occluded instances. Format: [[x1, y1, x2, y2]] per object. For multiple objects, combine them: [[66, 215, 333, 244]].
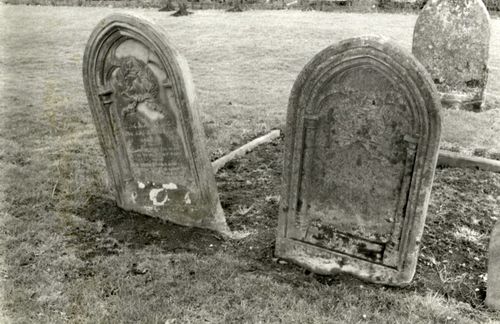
[[1, 5, 499, 323]]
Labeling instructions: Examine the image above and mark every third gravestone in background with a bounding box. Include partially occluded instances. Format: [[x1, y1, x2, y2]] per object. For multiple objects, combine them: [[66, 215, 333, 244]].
[[412, 0, 490, 111], [83, 14, 229, 234], [276, 36, 441, 285]]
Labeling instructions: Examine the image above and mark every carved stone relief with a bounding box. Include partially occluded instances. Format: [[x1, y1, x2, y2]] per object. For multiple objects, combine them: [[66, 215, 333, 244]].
[[83, 14, 228, 234]]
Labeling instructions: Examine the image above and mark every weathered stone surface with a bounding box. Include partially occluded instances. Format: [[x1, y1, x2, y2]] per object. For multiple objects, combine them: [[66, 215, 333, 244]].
[[276, 36, 441, 285], [487, 220, 500, 310], [412, 0, 490, 111], [83, 14, 229, 234]]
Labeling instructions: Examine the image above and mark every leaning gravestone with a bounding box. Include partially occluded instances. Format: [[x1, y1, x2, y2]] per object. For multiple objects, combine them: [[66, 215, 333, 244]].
[[83, 14, 229, 234], [276, 36, 441, 285], [486, 220, 500, 310], [412, 0, 490, 111]]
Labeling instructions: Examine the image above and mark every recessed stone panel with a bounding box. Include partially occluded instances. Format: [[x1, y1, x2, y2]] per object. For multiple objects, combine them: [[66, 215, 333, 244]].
[[83, 14, 228, 234], [276, 36, 442, 285]]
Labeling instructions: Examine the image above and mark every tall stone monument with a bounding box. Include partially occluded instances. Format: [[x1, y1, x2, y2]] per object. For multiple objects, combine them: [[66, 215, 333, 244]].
[[276, 36, 441, 285], [83, 14, 229, 234], [487, 220, 500, 310], [412, 0, 490, 111]]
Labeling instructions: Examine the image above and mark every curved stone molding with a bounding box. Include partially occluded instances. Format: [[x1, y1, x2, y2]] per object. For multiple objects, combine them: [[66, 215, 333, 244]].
[[276, 36, 441, 285], [83, 14, 229, 234], [413, 0, 490, 111]]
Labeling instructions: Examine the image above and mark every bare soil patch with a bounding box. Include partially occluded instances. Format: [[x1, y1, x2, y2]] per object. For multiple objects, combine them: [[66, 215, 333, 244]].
[[70, 135, 500, 310], [1, 7, 499, 321]]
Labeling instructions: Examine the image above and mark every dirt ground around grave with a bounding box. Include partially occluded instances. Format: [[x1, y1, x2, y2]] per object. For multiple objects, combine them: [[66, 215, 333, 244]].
[[220, 137, 500, 311], [75, 135, 500, 311], [2, 5, 500, 323]]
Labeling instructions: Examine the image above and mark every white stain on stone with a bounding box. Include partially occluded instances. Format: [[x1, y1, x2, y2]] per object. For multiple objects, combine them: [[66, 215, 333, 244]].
[[184, 192, 191, 205], [138, 182, 145, 189], [149, 188, 169, 206], [137, 102, 164, 121], [131, 192, 137, 204], [162, 183, 178, 190], [148, 183, 179, 206]]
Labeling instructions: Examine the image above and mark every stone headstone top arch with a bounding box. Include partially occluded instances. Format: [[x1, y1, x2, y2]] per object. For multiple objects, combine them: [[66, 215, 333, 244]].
[[412, 0, 491, 111], [276, 36, 441, 285], [83, 14, 229, 234]]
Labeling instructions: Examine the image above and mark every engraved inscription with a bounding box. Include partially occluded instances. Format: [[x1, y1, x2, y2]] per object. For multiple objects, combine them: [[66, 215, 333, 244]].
[[301, 67, 414, 247], [276, 36, 441, 284], [83, 14, 229, 233], [109, 56, 191, 185]]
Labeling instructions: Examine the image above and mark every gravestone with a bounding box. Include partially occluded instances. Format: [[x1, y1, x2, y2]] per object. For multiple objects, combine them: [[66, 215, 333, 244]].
[[486, 220, 500, 310], [83, 14, 229, 234], [412, 0, 490, 111], [276, 36, 441, 285]]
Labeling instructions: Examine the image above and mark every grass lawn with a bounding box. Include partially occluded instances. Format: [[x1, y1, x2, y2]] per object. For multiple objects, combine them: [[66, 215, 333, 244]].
[[1, 5, 500, 323]]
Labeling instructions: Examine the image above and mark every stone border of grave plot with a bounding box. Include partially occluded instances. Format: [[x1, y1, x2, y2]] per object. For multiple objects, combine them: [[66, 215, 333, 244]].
[[439, 92, 485, 111], [437, 150, 500, 173], [212, 130, 281, 173]]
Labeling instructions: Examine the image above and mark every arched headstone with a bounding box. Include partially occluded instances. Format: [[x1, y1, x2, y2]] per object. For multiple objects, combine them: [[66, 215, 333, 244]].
[[413, 0, 490, 111], [83, 14, 229, 234], [276, 36, 441, 285]]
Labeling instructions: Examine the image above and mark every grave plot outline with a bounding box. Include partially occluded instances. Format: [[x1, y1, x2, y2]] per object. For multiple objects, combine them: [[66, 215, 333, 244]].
[[83, 14, 229, 234], [276, 36, 441, 285]]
